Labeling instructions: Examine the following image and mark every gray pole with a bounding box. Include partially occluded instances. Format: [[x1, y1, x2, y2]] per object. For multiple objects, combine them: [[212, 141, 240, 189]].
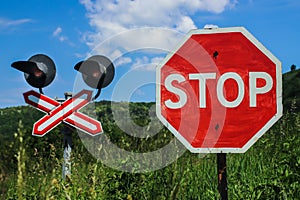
[[61, 92, 73, 180], [62, 127, 72, 179]]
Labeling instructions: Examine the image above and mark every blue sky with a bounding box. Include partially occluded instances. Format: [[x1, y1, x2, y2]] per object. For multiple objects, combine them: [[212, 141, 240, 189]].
[[0, 0, 299, 108]]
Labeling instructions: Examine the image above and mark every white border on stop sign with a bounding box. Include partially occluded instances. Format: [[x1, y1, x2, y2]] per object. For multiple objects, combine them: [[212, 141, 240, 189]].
[[156, 27, 282, 153]]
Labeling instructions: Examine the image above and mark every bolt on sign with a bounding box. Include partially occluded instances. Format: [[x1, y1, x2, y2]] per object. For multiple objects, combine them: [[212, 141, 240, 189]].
[[156, 27, 282, 153]]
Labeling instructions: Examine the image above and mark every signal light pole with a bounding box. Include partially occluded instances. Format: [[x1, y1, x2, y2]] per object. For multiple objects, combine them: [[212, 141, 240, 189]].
[[56, 92, 74, 180]]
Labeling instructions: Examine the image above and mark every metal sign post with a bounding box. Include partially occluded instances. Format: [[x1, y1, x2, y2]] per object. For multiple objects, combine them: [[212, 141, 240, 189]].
[[217, 153, 228, 200], [62, 125, 72, 179], [56, 92, 73, 180], [61, 92, 72, 180]]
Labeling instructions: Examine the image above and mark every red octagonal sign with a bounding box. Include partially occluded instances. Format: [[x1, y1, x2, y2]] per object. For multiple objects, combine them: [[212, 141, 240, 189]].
[[156, 27, 282, 153]]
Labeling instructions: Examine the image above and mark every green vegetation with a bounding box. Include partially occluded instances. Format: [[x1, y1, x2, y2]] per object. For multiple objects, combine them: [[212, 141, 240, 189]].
[[283, 67, 300, 109], [0, 71, 300, 199]]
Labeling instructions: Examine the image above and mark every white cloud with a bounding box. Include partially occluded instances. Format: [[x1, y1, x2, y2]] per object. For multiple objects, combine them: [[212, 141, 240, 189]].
[[52, 26, 73, 44], [85, 27, 184, 62], [115, 56, 132, 66], [59, 36, 67, 42], [151, 56, 165, 65], [0, 18, 31, 28], [80, 0, 236, 35], [130, 56, 165, 72], [53, 27, 62, 37], [53, 26, 66, 41], [80, 0, 236, 70], [176, 16, 197, 33]]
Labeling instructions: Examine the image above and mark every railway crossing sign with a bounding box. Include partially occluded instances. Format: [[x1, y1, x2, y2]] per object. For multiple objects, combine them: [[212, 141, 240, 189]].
[[156, 27, 282, 153], [24, 89, 103, 136]]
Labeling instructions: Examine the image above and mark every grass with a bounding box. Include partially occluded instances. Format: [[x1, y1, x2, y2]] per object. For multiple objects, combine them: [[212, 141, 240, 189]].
[[1, 102, 300, 199]]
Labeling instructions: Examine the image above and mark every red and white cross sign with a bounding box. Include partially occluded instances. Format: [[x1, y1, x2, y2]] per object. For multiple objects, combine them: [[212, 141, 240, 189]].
[[23, 90, 103, 136]]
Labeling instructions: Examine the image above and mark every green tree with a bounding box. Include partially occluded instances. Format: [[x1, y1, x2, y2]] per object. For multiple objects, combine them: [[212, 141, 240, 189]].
[[291, 64, 296, 71]]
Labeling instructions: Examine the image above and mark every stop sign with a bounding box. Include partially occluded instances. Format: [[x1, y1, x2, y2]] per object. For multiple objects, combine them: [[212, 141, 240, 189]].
[[156, 27, 282, 153]]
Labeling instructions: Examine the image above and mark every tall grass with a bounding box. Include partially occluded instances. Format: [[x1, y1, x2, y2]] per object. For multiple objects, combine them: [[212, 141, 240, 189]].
[[1, 103, 300, 199], [15, 120, 26, 199]]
